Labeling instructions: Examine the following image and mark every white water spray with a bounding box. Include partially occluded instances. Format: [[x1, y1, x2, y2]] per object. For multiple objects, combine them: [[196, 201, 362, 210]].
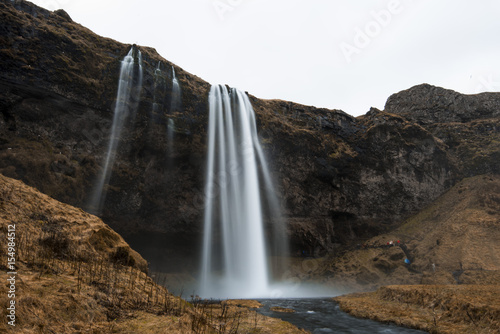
[[165, 67, 180, 165], [170, 66, 181, 113], [88, 47, 143, 214], [152, 61, 163, 116], [200, 85, 285, 299]]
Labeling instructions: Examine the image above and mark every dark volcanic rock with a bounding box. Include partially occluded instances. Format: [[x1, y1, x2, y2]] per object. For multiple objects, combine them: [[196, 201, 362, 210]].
[[385, 84, 500, 177], [385, 83, 500, 124], [0, 0, 498, 275]]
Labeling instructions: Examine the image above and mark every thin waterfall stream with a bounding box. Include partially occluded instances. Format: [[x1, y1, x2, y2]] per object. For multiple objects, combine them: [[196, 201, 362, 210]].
[[88, 47, 143, 214]]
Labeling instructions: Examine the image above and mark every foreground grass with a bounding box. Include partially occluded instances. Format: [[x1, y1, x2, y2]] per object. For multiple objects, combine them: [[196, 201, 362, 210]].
[[334, 284, 500, 334], [0, 174, 308, 333], [0, 261, 310, 333]]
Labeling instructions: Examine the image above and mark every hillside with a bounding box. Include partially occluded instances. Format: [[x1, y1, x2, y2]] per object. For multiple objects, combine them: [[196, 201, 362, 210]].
[[0, 173, 308, 333], [0, 173, 148, 271], [312, 174, 500, 333], [303, 174, 500, 291]]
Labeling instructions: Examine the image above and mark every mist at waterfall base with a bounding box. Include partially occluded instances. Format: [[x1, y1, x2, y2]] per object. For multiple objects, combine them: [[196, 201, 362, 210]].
[[199, 85, 338, 299], [88, 47, 143, 214]]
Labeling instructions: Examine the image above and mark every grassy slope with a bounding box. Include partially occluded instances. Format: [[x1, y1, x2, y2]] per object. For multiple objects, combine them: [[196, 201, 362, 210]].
[[335, 285, 500, 334], [328, 175, 500, 333], [0, 174, 307, 333], [396, 174, 500, 273], [312, 174, 500, 291]]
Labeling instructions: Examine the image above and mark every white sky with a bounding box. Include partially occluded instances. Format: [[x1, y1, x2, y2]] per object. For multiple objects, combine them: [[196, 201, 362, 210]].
[[29, 0, 500, 116]]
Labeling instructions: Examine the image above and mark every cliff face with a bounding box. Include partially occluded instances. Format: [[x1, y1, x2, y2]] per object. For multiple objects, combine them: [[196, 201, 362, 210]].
[[385, 84, 500, 177], [1, 1, 498, 274], [385, 83, 500, 125]]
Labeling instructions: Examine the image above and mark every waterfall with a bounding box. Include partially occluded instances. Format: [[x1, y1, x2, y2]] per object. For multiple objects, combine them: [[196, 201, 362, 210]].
[[170, 66, 181, 113], [88, 47, 143, 214], [152, 61, 163, 117], [200, 84, 283, 299], [165, 67, 180, 169]]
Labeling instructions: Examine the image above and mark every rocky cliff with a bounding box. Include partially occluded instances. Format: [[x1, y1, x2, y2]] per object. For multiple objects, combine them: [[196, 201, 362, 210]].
[[1, 0, 498, 275], [385, 84, 500, 177]]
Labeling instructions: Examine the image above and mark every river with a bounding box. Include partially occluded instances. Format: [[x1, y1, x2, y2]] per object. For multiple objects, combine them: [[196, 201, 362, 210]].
[[255, 298, 428, 333]]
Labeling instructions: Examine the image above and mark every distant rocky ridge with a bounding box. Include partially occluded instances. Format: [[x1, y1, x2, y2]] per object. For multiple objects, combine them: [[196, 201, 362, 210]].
[[385, 84, 500, 125], [386, 84, 500, 177], [1, 0, 499, 276]]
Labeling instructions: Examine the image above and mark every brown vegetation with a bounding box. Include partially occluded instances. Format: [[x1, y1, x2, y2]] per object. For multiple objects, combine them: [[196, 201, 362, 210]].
[[325, 174, 500, 333], [335, 285, 500, 334], [300, 174, 500, 292], [0, 174, 307, 333]]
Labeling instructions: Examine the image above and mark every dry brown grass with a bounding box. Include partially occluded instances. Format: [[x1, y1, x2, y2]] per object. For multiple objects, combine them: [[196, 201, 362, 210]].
[[0, 173, 147, 272], [0, 174, 308, 333], [311, 174, 500, 292], [335, 284, 500, 334]]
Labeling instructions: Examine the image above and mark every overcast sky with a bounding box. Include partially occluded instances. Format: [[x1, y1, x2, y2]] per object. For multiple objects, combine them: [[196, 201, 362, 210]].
[[30, 0, 500, 116]]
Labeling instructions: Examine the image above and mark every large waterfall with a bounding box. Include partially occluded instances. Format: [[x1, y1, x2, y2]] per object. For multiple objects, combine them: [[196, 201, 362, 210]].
[[200, 84, 283, 299], [88, 47, 143, 214]]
